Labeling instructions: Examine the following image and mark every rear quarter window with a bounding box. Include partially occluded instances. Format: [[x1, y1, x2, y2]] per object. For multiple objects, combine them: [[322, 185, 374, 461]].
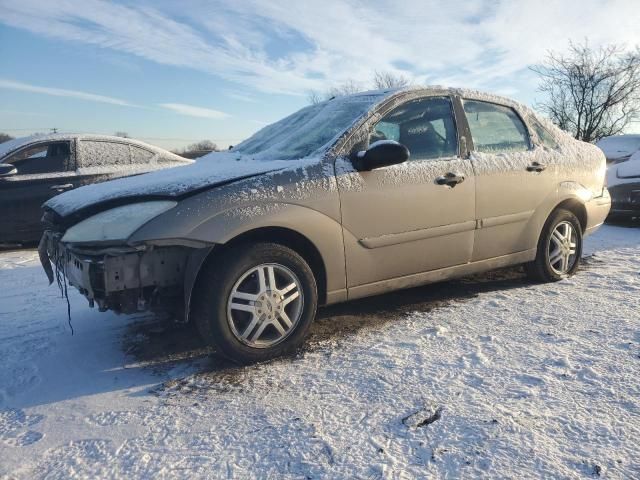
[[528, 116, 560, 150], [130, 145, 156, 164]]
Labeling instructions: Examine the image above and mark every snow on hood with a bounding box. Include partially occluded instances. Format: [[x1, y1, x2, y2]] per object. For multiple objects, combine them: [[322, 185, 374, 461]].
[[45, 153, 308, 217], [616, 150, 640, 179], [596, 135, 640, 161]]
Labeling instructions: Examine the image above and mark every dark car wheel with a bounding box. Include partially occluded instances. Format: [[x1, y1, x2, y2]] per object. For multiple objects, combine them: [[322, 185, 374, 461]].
[[192, 242, 318, 364], [526, 208, 583, 282]]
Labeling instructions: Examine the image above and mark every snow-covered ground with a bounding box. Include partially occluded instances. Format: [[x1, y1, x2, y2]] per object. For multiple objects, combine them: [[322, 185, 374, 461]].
[[0, 224, 639, 479]]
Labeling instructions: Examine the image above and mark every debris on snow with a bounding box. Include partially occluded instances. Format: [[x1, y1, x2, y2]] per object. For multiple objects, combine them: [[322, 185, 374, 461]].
[[403, 405, 444, 429]]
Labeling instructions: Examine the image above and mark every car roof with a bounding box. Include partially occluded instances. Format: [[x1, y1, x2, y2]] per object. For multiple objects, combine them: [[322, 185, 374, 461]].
[[0, 133, 185, 161]]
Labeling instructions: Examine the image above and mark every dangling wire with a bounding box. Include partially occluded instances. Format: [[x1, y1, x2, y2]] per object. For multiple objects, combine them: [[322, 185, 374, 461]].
[[62, 262, 73, 336], [53, 252, 73, 335]]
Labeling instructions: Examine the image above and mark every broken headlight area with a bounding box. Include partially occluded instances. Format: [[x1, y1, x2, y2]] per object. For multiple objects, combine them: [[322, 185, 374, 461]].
[[40, 232, 196, 319]]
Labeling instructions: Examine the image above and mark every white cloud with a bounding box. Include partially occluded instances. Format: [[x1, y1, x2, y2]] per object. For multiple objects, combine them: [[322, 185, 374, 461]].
[[1, 0, 638, 98], [0, 78, 134, 106], [159, 103, 229, 119]]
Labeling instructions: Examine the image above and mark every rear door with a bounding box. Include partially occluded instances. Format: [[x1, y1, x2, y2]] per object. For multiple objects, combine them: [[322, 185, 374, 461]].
[[337, 95, 476, 293], [74, 139, 132, 188], [0, 140, 77, 244], [460, 98, 558, 261]]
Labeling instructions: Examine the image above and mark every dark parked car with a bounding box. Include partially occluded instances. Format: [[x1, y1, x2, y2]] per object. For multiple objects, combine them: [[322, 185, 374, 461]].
[[0, 133, 192, 245], [596, 135, 640, 218]]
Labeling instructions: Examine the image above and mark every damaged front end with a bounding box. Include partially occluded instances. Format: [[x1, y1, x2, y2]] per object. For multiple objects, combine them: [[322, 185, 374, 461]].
[[39, 230, 210, 320]]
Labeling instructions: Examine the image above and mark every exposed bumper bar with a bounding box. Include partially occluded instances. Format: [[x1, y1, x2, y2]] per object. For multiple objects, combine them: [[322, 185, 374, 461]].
[[39, 231, 191, 314]]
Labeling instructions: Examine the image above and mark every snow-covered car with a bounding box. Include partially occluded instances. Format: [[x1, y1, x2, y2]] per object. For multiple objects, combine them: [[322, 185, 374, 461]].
[[0, 133, 192, 245], [39, 87, 611, 364], [596, 134, 640, 218]]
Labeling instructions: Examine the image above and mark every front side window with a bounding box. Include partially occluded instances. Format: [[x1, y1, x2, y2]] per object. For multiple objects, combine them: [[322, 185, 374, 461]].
[[463, 100, 531, 153], [2, 141, 71, 174], [370, 96, 458, 161]]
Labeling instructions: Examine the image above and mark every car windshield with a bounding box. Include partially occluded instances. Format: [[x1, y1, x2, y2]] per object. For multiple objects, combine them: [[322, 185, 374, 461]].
[[233, 93, 387, 160]]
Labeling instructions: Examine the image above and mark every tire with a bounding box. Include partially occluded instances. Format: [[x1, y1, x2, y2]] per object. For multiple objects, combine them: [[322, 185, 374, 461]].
[[525, 208, 583, 282], [192, 242, 318, 364]]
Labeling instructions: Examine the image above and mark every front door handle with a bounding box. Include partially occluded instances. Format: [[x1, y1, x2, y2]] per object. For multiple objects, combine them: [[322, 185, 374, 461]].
[[50, 183, 74, 192], [436, 172, 465, 187], [526, 162, 546, 173]]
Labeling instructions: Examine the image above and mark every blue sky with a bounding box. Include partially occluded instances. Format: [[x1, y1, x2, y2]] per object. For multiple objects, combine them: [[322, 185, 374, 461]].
[[0, 0, 638, 150]]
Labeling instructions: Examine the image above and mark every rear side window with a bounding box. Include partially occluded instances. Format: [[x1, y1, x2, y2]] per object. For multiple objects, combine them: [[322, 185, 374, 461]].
[[370, 96, 458, 161], [463, 100, 530, 153], [3, 141, 72, 174], [529, 116, 560, 150], [130, 145, 155, 164], [79, 140, 130, 167]]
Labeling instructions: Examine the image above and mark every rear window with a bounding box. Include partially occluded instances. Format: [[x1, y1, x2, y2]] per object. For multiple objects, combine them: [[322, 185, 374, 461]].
[[463, 100, 531, 153]]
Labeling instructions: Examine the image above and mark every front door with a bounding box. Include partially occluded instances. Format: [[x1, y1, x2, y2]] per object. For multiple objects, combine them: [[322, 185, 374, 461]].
[[0, 140, 76, 244], [336, 95, 476, 292]]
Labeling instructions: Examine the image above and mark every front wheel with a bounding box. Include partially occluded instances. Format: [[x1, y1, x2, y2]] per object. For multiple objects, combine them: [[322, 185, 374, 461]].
[[526, 208, 583, 282], [192, 242, 318, 364]]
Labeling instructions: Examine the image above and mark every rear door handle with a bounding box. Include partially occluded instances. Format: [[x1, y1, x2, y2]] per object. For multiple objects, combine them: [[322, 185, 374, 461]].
[[526, 162, 546, 172], [50, 183, 74, 192], [436, 172, 465, 187]]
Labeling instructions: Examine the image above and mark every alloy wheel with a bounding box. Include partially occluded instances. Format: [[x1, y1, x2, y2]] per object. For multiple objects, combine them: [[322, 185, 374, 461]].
[[226, 263, 304, 348], [548, 221, 578, 275]]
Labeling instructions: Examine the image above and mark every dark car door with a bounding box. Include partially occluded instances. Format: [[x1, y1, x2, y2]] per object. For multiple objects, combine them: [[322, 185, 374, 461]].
[[0, 140, 77, 244]]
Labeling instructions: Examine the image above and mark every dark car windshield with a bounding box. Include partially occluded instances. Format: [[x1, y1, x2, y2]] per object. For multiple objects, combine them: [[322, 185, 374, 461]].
[[233, 93, 387, 160]]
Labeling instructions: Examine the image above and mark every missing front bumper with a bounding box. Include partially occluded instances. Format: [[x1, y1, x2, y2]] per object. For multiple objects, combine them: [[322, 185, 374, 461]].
[[39, 231, 192, 315]]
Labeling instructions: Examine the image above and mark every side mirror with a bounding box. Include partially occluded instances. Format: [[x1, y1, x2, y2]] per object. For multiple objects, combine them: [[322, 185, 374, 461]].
[[352, 140, 410, 171], [0, 164, 17, 177]]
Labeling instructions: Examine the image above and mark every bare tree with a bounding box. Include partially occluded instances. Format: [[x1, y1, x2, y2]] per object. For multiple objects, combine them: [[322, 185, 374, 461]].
[[185, 140, 218, 152], [373, 70, 410, 89], [308, 71, 414, 105], [531, 41, 640, 142], [308, 79, 364, 105], [326, 79, 362, 99], [0, 133, 14, 143], [174, 140, 219, 158], [307, 90, 322, 105]]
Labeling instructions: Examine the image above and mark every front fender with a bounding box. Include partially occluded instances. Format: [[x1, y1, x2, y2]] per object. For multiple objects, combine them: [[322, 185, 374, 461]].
[[192, 202, 346, 293], [132, 201, 347, 299]]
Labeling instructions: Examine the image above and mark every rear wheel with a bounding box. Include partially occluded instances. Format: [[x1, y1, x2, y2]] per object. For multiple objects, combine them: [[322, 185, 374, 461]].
[[526, 209, 583, 282], [192, 242, 318, 364]]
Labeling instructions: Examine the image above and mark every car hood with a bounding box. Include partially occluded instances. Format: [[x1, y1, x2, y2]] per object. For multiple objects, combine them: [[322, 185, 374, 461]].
[[45, 152, 304, 219], [617, 152, 640, 178]]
